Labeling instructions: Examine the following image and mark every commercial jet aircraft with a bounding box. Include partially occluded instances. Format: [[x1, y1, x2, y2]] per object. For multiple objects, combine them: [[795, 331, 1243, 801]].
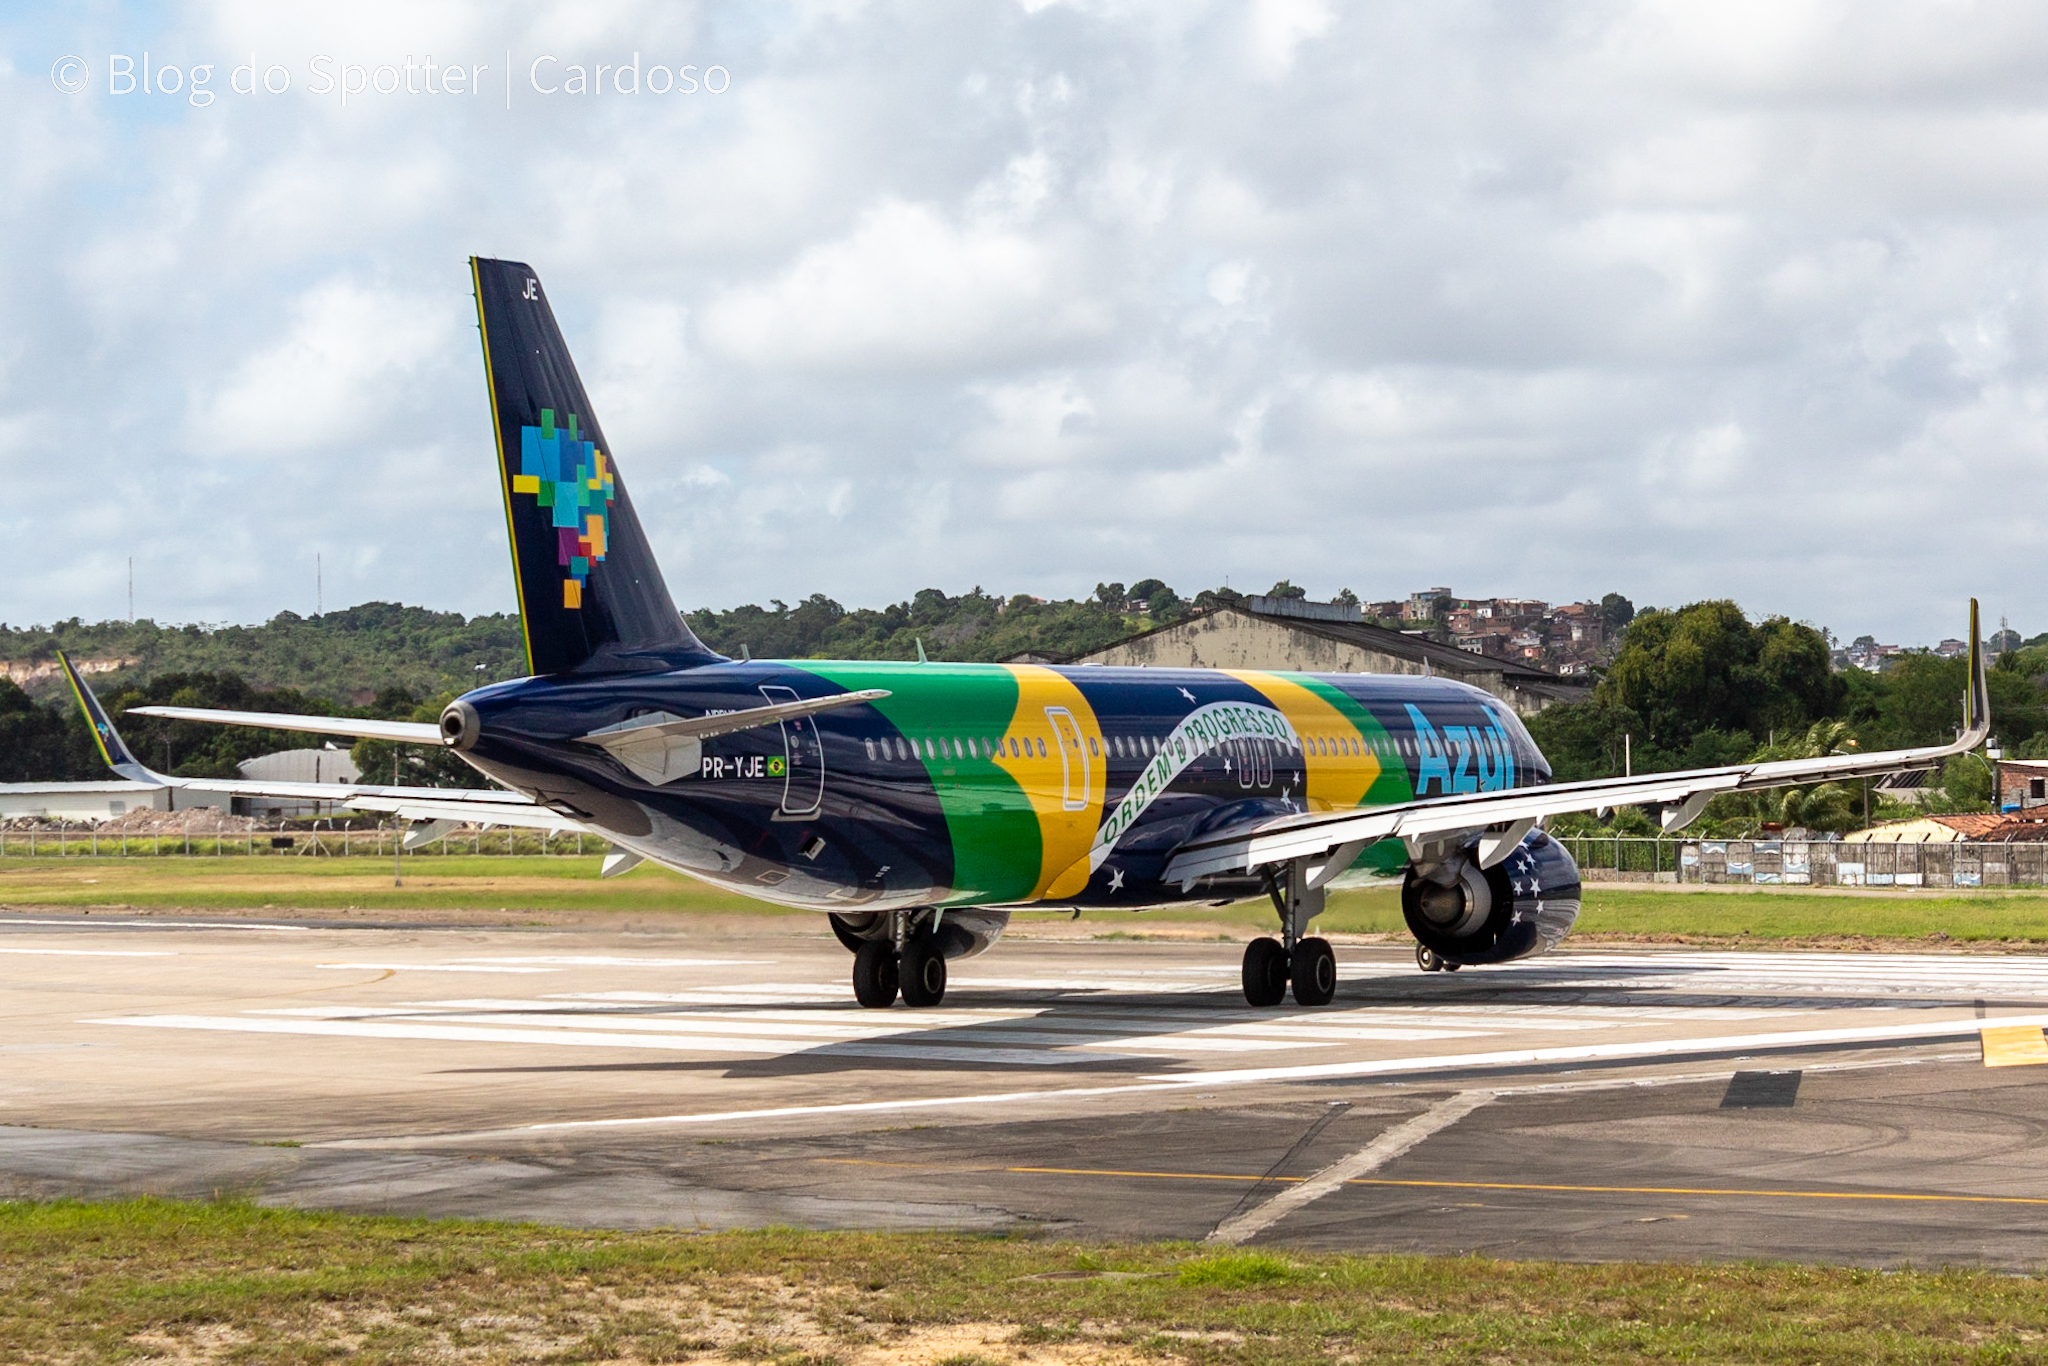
[[63, 257, 1992, 1010]]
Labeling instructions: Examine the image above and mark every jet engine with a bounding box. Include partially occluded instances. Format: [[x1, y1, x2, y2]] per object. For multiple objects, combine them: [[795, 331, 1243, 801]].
[[1401, 829, 1580, 966], [828, 908, 1010, 961]]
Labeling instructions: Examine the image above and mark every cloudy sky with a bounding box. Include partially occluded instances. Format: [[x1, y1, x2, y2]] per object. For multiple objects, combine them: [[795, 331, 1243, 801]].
[[4, 1, 2046, 644]]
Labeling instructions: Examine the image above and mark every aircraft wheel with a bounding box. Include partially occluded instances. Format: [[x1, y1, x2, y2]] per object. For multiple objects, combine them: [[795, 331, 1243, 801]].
[[852, 938, 899, 1008], [1242, 937, 1288, 1007], [1290, 937, 1337, 1006], [1415, 943, 1443, 973], [899, 935, 948, 1007]]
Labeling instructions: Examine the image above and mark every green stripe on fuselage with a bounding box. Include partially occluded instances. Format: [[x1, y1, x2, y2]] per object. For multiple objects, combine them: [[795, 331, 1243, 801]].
[[802, 662, 1040, 906], [1288, 673, 1416, 875]]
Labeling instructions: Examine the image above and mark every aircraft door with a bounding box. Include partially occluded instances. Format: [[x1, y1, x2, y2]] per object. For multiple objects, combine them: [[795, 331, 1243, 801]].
[[759, 685, 824, 816], [1045, 707, 1090, 811]]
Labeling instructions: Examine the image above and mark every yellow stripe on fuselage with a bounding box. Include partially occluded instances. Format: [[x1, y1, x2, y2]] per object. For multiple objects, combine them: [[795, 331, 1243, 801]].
[[991, 666, 1107, 899], [1227, 670, 1380, 812]]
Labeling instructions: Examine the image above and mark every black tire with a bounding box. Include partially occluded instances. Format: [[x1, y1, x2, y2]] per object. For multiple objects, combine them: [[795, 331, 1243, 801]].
[[1290, 937, 1337, 1006], [1415, 943, 1443, 973], [899, 936, 948, 1007], [852, 938, 899, 1008], [1242, 937, 1288, 1007]]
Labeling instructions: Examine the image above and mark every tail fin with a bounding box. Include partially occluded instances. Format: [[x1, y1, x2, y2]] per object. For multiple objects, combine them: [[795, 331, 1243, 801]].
[[59, 653, 162, 784], [470, 257, 721, 675]]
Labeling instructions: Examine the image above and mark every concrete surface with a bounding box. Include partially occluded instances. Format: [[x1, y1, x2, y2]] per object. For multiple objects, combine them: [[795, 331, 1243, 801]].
[[5, 908, 2048, 1265]]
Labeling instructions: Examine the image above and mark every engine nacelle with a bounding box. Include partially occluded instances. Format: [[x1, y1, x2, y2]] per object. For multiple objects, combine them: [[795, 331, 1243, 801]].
[[828, 908, 1010, 961], [1401, 829, 1580, 966]]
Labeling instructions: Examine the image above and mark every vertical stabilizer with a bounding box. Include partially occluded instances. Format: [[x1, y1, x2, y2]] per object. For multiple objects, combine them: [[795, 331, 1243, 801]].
[[471, 257, 720, 675]]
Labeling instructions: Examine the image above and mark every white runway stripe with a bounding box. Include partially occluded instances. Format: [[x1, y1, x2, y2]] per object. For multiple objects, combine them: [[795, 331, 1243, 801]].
[[243, 1007, 1353, 1055], [91, 1014, 1147, 1066], [318, 963, 557, 974], [0, 948, 173, 958]]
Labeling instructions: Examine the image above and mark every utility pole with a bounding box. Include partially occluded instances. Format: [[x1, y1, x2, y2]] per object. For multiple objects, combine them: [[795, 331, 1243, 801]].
[[392, 746, 402, 887]]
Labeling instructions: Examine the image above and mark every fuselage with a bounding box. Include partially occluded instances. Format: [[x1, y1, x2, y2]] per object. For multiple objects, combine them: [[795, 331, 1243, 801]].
[[449, 660, 1553, 915]]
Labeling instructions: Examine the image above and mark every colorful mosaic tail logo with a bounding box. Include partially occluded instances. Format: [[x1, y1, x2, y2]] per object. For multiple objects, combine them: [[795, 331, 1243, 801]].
[[510, 408, 615, 609]]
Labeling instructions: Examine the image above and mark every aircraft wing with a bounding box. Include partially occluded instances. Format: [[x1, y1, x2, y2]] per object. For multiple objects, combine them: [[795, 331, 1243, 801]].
[[1165, 601, 1991, 885]]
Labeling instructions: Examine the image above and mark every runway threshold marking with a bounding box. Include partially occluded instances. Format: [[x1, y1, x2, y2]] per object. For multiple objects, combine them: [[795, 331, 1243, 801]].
[[816, 1159, 2048, 1207], [1981, 1025, 2048, 1067]]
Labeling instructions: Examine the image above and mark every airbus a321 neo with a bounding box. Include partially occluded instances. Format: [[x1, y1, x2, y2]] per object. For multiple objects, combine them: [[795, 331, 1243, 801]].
[[62, 257, 1992, 1009]]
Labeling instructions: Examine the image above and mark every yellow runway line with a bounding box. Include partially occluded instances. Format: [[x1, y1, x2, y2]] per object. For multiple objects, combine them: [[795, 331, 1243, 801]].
[[1981, 1024, 2048, 1067], [819, 1159, 2048, 1206]]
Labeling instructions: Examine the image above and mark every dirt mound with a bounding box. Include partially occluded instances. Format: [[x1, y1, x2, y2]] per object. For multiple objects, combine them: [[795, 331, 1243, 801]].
[[94, 806, 261, 834]]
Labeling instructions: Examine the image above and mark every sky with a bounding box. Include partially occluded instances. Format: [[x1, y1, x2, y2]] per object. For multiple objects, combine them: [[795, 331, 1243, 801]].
[[3, 1, 2046, 646]]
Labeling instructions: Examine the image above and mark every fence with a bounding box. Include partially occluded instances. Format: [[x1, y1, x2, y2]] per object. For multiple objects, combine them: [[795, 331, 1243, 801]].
[[1561, 836, 2048, 889], [0, 827, 597, 859]]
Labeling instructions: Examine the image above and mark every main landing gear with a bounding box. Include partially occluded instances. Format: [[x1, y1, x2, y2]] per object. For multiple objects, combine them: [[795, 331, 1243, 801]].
[[1241, 858, 1339, 1007], [1241, 935, 1336, 1007], [849, 910, 947, 1008]]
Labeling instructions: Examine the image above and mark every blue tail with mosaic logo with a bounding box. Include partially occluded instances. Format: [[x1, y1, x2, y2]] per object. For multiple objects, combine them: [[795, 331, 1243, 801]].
[[470, 256, 722, 676]]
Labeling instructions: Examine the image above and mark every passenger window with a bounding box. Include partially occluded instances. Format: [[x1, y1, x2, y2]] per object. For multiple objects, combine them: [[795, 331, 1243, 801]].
[[863, 739, 876, 761], [1036, 736, 1047, 758], [1088, 736, 1099, 757]]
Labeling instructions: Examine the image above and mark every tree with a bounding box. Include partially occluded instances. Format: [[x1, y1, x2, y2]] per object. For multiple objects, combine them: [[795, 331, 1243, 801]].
[[0, 678, 91, 781], [1265, 580, 1308, 600], [1523, 700, 1644, 782], [1094, 582, 1128, 611], [1599, 593, 1635, 633], [1597, 601, 1842, 756]]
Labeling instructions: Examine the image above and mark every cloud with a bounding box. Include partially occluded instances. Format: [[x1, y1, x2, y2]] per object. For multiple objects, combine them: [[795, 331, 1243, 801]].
[[699, 198, 1114, 374], [6, 0, 2048, 643]]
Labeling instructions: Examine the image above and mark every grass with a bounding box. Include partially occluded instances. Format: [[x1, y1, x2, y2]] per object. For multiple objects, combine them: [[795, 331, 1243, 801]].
[[9, 854, 2048, 946], [8, 1198, 2048, 1364], [0, 855, 808, 916]]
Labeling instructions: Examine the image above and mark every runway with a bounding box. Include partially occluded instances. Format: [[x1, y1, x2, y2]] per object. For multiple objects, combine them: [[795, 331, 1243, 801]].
[[7, 908, 2048, 1266]]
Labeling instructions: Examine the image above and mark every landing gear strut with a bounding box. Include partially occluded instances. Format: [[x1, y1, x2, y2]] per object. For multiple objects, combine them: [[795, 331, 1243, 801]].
[[1240, 859, 1339, 1007], [849, 910, 948, 1008]]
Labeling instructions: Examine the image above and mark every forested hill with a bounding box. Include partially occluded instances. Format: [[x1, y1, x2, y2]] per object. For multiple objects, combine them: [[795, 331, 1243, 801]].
[[0, 604, 526, 706], [0, 582, 1192, 707], [683, 583, 1191, 665], [0, 585, 1190, 782]]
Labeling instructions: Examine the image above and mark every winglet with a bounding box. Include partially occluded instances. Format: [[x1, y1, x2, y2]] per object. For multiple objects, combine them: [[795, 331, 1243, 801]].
[[1963, 597, 1991, 747], [58, 652, 163, 784]]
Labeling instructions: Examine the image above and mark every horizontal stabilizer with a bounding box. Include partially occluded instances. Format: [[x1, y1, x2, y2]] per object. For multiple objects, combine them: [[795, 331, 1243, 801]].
[[126, 706, 443, 745]]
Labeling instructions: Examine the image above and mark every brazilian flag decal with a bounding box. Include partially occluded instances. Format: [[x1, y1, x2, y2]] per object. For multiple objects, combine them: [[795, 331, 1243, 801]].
[[768, 756, 787, 777]]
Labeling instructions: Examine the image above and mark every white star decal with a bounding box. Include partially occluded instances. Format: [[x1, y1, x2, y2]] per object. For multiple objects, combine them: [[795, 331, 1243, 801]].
[[1178, 687, 1197, 703], [1107, 867, 1125, 893]]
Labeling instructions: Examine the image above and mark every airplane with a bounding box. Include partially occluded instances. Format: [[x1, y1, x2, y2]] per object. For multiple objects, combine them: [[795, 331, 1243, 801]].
[[61, 256, 1993, 1011]]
